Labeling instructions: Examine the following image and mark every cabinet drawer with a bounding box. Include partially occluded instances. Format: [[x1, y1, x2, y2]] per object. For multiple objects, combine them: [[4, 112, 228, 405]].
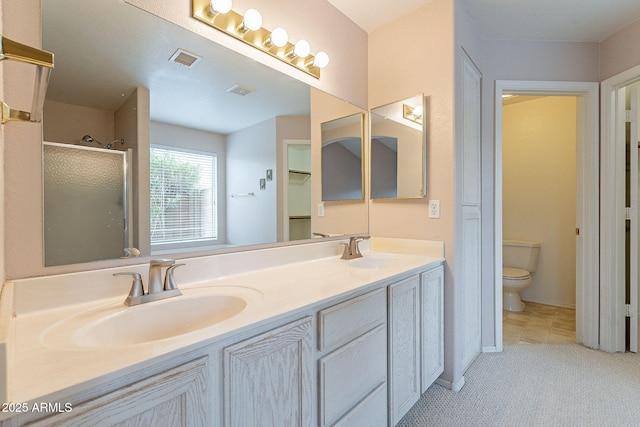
[[318, 288, 386, 351], [319, 325, 387, 426], [333, 383, 387, 427]]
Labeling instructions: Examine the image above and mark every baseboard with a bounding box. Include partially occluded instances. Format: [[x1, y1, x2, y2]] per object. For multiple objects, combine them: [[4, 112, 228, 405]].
[[482, 346, 500, 353], [435, 375, 466, 392], [522, 297, 576, 309]]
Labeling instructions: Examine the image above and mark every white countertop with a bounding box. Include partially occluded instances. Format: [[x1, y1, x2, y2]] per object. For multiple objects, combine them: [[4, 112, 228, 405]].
[[0, 237, 444, 409]]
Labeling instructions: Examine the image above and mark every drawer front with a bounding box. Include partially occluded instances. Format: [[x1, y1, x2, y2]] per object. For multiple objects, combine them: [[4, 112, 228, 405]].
[[319, 325, 387, 426], [333, 383, 387, 427], [318, 288, 386, 351]]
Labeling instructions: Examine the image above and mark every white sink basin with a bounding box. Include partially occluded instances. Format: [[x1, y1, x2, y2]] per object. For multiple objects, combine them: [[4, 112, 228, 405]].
[[42, 287, 258, 348], [348, 254, 397, 269]]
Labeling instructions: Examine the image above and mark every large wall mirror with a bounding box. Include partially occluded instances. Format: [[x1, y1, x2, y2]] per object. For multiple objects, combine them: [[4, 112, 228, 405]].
[[370, 94, 426, 199], [41, 0, 368, 266], [320, 113, 364, 201]]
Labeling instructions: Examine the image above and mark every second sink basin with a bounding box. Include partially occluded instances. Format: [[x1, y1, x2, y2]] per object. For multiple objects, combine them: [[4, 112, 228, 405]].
[[42, 287, 259, 348]]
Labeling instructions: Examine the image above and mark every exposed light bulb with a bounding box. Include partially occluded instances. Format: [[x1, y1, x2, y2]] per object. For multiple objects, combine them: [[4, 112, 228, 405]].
[[270, 27, 289, 48], [210, 0, 232, 14], [412, 105, 423, 117], [313, 51, 330, 68], [243, 9, 263, 31], [293, 40, 311, 58]]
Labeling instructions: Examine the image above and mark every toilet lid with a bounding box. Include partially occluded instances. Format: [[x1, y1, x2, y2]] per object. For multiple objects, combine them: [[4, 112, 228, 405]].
[[503, 267, 530, 280]]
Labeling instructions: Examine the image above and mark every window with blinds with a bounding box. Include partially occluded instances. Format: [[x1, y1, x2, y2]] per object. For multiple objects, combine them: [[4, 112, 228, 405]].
[[150, 145, 217, 246]]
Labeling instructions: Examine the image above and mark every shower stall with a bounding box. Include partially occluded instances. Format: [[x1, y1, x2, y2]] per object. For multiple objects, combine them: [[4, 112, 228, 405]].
[[43, 142, 131, 266]]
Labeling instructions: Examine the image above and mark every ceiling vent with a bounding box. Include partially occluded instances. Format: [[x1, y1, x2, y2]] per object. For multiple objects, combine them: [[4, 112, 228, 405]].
[[169, 48, 202, 68], [226, 83, 256, 97]]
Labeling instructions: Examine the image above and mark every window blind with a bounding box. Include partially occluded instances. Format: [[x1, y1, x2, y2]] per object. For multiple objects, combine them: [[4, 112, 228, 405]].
[[150, 146, 217, 245]]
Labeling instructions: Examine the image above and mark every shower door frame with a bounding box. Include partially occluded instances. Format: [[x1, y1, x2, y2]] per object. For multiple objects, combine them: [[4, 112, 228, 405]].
[[43, 141, 131, 265]]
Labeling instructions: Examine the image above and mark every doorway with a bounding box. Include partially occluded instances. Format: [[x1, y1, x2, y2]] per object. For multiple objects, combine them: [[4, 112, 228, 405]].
[[494, 81, 599, 352], [501, 95, 578, 344], [283, 139, 312, 241]]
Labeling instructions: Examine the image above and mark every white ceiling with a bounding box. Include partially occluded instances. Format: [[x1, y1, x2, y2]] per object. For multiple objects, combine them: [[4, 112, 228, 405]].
[[328, 0, 640, 42]]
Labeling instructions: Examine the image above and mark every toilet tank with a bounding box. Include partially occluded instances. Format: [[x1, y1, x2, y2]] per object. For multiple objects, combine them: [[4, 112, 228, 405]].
[[503, 240, 541, 273]]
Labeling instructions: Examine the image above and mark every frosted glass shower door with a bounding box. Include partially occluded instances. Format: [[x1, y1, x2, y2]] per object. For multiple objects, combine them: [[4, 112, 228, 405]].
[[44, 142, 128, 266]]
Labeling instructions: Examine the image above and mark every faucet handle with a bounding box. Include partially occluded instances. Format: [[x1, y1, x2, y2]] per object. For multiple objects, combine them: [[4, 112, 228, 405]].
[[150, 258, 175, 267], [164, 263, 185, 291], [349, 235, 370, 258], [113, 272, 145, 299], [340, 242, 350, 260]]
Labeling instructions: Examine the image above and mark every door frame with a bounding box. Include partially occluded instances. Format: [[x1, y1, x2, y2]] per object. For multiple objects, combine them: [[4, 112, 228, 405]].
[[282, 139, 311, 241], [494, 80, 600, 351], [601, 64, 640, 352]]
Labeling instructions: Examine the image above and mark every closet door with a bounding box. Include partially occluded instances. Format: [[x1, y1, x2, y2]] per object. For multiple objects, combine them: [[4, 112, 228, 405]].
[[629, 85, 640, 352], [460, 51, 482, 371]]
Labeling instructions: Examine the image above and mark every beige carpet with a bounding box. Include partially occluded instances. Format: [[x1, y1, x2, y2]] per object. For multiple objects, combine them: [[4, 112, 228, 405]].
[[398, 344, 640, 426]]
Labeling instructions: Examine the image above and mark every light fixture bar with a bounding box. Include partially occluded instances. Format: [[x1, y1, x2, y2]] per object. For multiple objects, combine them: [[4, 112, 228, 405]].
[[192, 0, 323, 78], [403, 104, 423, 125]]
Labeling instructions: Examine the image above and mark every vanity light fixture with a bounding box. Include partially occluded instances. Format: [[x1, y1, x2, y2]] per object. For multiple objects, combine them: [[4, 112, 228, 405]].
[[192, 0, 328, 78], [266, 27, 289, 48], [292, 40, 311, 58], [0, 35, 54, 125], [238, 8, 262, 34], [403, 104, 423, 125], [210, 0, 232, 14]]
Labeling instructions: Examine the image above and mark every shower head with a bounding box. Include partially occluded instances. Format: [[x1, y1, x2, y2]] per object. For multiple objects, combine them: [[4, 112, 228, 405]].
[[80, 134, 124, 149]]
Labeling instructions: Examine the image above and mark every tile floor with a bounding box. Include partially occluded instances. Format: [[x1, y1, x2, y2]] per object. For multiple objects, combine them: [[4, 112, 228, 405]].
[[503, 301, 576, 345]]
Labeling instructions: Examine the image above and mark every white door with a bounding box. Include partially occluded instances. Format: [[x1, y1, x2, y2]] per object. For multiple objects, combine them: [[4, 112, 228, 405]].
[[628, 85, 640, 352], [460, 53, 482, 371]]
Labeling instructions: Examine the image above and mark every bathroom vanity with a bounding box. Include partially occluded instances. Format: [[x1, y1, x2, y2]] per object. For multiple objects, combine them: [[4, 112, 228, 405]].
[[0, 238, 443, 426]]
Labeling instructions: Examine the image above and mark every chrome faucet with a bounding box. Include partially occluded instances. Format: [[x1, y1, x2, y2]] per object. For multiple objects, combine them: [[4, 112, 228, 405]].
[[113, 259, 185, 306], [148, 259, 176, 294], [341, 235, 370, 260]]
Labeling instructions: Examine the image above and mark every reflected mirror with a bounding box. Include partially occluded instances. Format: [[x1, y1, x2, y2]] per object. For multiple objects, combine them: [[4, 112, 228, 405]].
[[41, 0, 367, 266], [321, 113, 364, 201], [370, 94, 426, 199]]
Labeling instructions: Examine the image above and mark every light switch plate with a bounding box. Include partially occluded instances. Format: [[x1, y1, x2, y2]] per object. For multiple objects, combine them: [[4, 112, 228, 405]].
[[318, 202, 325, 217], [429, 200, 440, 218]]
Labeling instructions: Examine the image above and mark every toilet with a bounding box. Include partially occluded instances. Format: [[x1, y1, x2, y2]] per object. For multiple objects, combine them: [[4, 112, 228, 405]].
[[503, 240, 541, 312]]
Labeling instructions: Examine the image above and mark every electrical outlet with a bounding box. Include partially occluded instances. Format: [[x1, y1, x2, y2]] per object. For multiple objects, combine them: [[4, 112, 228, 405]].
[[318, 202, 325, 217], [429, 200, 440, 218]]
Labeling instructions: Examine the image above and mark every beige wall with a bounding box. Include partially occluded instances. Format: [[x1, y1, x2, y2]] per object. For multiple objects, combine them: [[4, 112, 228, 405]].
[[600, 19, 640, 81], [43, 100, 114, 145], [503, 96, 577, 308], [3, 0, 48, 280], [369, 0, 458, 383], [311, 88, 368, 235]]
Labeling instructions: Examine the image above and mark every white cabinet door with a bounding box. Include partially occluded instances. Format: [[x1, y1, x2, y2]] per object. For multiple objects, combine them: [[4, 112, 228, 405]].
[[28, 357, 209, 427], [421, 265, 444, 392], [388, 275, 421, 425], [224, 316, 313, 427]]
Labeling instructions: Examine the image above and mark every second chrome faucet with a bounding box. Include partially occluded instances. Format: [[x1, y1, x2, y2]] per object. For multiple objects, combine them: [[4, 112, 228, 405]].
[[341, 236, 370, 260], [114, 259, 185, 306]]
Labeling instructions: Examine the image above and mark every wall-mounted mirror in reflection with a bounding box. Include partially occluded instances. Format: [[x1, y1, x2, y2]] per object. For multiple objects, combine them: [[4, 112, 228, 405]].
[[370, 94, 426, 199], [321, 113, 364, 201], [41, 0, 367, 267]]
